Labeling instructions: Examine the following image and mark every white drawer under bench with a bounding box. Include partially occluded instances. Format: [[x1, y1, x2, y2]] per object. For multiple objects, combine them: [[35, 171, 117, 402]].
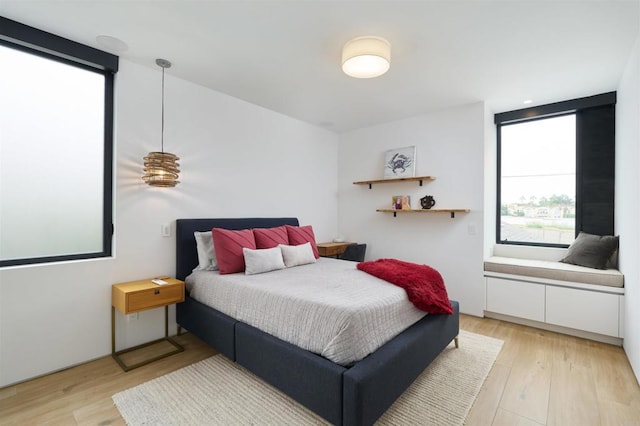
[[484, 271, 624, 345]]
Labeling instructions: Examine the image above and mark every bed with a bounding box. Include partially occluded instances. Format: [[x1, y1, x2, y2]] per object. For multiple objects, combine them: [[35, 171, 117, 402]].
[[175, 217, 460, 426]]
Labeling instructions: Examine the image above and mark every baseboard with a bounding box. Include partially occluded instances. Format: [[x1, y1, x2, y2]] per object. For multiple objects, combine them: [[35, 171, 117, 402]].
[[484, 311, 623, 346]]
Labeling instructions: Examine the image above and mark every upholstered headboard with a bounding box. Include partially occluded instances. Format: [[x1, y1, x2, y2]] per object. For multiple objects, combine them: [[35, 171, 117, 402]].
[[175, 217, 300, 281]]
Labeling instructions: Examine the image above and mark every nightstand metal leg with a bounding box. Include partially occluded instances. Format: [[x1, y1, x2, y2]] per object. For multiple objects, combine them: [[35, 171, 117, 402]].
[[111, 305, 184, 372], [111, 306, 116, 354], [165, 305, 169, 337]]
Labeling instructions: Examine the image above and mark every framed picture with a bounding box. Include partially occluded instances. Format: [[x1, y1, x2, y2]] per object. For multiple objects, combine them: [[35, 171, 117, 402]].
[[384, 146, 416, 178], [391, 195, 411, 210]]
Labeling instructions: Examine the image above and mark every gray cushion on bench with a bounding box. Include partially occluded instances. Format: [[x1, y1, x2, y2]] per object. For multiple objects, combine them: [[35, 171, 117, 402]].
[[560, 232, 619, 270], [484, 256, 624, 288]]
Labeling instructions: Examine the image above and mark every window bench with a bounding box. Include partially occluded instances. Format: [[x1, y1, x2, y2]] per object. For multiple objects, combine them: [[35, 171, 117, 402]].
[[483, 246, 624, 345]]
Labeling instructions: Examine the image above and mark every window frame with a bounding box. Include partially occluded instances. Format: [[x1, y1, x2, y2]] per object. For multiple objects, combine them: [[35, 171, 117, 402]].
[[495, 92, 616, 248], [0, 17, 117, 267]]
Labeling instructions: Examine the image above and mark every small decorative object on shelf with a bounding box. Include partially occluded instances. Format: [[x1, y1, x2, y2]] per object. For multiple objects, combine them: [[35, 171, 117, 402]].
[[392, 195, 411, 210], [384, 146, 416, 179], [420, 195, 436, 209]]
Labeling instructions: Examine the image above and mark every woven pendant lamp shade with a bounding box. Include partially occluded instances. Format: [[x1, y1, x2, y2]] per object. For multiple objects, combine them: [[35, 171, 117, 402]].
[[142, 151, 180, 187], [143, 58, 180, 187]]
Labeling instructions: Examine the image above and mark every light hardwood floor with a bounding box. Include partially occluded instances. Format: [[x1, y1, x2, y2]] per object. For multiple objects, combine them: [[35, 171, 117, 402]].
[[1, 315, 639, 425], [463, 315, 640, 425]]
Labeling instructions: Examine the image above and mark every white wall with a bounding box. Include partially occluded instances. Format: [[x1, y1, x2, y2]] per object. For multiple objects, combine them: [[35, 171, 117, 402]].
[[483, 104, 497, 258], [0, 59, 339, 387], [616, 32, 640, 384], [338, 103, 485, 316]]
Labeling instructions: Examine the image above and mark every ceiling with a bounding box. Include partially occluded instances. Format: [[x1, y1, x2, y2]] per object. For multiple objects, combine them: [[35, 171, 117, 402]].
[[1, 1, 638, 133]]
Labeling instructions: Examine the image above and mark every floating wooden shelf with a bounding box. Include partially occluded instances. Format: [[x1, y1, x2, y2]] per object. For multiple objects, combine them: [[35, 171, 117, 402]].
[[353, 176, 436, 189], [376, 209, 471, 218], [355, 175, 467, 218]]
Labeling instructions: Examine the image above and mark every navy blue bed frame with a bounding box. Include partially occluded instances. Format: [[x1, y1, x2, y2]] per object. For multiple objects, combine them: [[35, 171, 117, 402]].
[[175, 218, 460, 426]]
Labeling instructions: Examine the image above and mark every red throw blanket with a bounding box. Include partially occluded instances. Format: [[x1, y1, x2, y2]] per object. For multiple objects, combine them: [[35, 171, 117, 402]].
[[357, 258, 453, 314]]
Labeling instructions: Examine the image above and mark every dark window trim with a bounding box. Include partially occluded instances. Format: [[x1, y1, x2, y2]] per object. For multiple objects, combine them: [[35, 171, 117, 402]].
[[495, 92, 616, 125], [0, 18, 117, 267], [0, 17, 118, 72], [495, 92, 616, 248]]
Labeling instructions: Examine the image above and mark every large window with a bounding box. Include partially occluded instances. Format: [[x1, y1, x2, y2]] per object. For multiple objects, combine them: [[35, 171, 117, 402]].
[[496, 93, 615, 247], [500, 114, 576, 245], [0, 18, 117, 267]]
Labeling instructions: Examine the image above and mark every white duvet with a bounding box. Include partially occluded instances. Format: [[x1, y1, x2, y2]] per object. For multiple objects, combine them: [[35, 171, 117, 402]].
[[186, 257, 427, 365]]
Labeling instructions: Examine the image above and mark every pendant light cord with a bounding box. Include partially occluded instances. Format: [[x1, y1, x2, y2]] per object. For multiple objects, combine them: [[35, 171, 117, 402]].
[[161, 65, 165, 153]]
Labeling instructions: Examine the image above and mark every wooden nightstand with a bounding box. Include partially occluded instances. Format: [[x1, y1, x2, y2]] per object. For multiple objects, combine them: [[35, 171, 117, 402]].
[[111, 277, 185, 371], [317, 241, 356, 258]]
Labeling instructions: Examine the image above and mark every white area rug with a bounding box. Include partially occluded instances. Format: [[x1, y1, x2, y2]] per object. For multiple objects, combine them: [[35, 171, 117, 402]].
[[113, 330, 503, 425]]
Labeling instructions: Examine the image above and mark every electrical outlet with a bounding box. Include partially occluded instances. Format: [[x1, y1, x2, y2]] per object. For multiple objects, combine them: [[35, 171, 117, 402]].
[[161, 223, 171, 237]]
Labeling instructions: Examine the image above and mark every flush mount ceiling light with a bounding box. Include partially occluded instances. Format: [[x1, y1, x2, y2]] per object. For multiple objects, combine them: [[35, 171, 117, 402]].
[[342, 36, 391, 79], [95, 35, 128, 53], [143, 58, 180, 187]]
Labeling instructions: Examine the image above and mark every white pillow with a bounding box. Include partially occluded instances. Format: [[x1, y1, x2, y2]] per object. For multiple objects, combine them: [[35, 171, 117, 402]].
[[243, 246, 285, 275], [280, 242, 317, 268], [194, 231, 217, 271]]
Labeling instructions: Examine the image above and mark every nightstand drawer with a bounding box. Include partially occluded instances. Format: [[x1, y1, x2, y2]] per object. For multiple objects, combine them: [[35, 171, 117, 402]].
[[127, 285, 184, 313], [317, 242, 355, 257], [112, 278, 185, 314]]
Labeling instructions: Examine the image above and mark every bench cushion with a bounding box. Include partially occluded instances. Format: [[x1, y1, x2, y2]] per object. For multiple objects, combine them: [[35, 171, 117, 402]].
[[484, 256, 624, 288]]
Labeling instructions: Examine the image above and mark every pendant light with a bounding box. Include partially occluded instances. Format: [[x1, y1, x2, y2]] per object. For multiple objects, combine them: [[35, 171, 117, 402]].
[[143, 58, 180, 187]]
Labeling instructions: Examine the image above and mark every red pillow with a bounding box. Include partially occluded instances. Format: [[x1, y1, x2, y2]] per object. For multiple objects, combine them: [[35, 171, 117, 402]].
[[285, 225, 319, 259], [212, 228, 256, 274], [253, 226, 289, 249]]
